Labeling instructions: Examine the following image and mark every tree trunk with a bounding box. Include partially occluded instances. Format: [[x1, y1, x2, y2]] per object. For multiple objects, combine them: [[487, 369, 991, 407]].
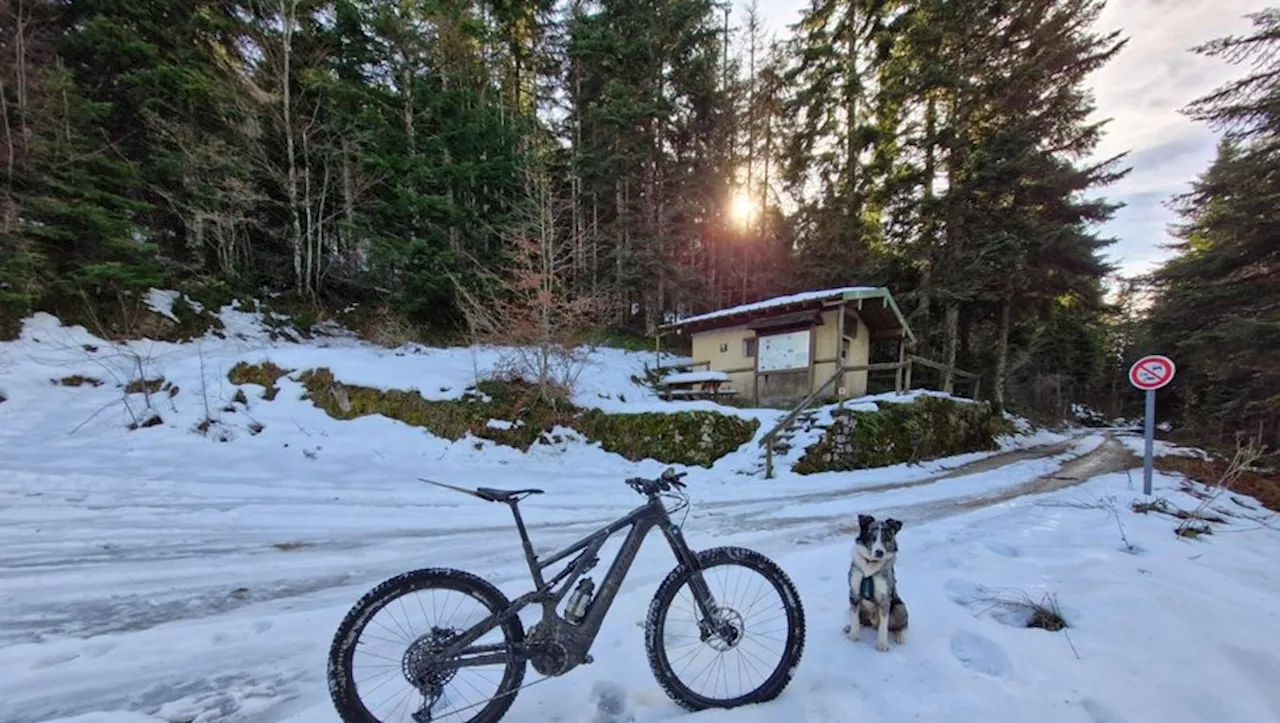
[[302, 126, 315, 295], [0, 75, 16, 236], [571, 66, 583, 284], [2, 0, 31, 234], [994, 296, 1012, 409], [942, 303, 959, 393], [915, 94, 938, 349], [278, 0, 304, 292], [341, 139, 361, 269], [939, 88, 965, 366]]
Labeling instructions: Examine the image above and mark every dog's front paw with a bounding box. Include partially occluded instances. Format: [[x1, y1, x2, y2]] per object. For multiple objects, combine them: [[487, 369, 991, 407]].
[[876, 639, 890, 652], [892, 630, 906, 644]]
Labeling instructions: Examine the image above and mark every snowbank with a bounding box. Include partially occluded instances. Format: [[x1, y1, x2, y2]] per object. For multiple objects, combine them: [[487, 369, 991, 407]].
[[5, 304, 1278, 723]]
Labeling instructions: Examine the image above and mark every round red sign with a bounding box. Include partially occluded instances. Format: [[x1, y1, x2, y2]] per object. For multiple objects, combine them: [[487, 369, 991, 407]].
[[1129, 355, 1176, 391]]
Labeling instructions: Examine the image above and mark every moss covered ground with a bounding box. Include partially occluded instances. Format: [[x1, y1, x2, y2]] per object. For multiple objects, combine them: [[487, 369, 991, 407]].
[[794, 396, 1016, 474]]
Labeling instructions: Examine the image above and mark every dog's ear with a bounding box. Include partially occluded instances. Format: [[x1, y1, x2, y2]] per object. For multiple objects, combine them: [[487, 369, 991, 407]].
[[885, 518, 903, 535], [858, 514, 874, 532]]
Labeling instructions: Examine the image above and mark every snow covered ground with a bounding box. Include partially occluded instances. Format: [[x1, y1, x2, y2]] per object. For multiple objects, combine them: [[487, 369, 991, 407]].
[[2, 306, 1279, 723]]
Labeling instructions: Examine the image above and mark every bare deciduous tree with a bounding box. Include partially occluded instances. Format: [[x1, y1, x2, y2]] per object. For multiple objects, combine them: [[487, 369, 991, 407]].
[[143, 110, 264, 277], [454, 168, 615, 401]]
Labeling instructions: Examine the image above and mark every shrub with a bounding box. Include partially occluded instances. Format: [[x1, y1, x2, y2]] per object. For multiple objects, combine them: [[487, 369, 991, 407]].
[[228, 361, 293, 400], [296, 368, 756, 466]]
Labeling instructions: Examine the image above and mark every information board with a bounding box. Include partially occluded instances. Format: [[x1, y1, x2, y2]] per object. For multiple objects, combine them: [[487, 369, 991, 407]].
[[758, 330, 811, 372]]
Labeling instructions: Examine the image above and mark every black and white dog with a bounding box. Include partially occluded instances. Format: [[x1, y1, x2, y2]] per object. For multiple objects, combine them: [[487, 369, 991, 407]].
[[845, 514, 908, 651]]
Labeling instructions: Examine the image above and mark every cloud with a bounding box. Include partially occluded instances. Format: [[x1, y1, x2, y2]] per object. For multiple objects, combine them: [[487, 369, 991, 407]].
[[746, 0, 1260, 277], [1086, 0, 1259, 275]]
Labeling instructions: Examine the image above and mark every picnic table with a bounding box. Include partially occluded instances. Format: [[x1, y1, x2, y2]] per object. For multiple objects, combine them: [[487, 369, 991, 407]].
[[657, 370, 738, 400]]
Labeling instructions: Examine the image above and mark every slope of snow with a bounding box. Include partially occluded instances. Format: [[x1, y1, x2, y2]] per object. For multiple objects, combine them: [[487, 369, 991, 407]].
[[4, 309, 1277, 723]]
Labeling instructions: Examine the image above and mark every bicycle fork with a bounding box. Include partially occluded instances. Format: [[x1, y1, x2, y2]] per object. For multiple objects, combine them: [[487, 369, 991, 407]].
[[660, 522, 740, 646]]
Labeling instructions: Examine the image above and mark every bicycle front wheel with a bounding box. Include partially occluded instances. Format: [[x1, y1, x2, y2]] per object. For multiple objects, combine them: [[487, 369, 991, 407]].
[[644, 546, 806, 711], [327, 568, 526, 723]]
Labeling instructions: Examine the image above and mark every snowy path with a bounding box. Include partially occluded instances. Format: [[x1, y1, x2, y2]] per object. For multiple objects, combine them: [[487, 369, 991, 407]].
[[1, 431, 1127, 723], [4, 312, 1278, 723], [1, 433, 1104, 648]]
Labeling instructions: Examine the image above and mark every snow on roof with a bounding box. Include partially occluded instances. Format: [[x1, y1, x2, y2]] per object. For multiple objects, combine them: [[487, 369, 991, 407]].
[[665, 286, 886, 328]]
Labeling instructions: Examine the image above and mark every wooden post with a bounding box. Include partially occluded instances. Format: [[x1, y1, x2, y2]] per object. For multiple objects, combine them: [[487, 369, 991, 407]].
[[835, 303, 847, 399], [765, 439, 775, 479], [806, 325, 817, 398], [904, 358, 913, 392], [895, 339, 906, 393]]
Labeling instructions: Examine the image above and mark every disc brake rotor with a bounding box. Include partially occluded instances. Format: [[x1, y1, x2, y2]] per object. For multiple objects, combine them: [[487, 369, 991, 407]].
[[702, 607, 744, 652]]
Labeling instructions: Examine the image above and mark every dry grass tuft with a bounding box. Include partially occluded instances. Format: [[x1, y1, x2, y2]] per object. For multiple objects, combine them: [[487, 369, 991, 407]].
[[1157, 445, 1278, 513], [54, 375, 104, 387]]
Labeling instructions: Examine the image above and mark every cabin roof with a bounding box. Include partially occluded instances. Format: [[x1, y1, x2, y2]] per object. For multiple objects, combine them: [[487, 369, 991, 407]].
[[660, 286, 914, 343]]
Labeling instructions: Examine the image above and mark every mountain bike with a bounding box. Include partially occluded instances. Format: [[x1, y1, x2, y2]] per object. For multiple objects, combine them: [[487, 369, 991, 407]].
[[327, 468, 806, 723]]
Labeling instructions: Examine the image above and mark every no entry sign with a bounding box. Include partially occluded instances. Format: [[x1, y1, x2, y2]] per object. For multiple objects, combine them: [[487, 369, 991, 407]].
[[1129, 355, 1175, 391], [1130, 354, 1176, 496]]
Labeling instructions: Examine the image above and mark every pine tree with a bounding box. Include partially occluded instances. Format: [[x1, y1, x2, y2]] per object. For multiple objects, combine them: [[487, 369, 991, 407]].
[[873, 0, 1126, 405], [565, 0, 736, 330], [1147, 8, 1280, 441], [1, 7, 159, 323], [782, 0, 905, 287]]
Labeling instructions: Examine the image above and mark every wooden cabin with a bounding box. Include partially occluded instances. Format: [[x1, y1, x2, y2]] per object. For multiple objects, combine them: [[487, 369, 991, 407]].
[[657, 286, 916, 405]]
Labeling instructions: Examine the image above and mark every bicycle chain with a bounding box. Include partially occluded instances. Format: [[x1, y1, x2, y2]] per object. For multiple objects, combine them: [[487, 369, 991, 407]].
[[416, 667, 568, 721]]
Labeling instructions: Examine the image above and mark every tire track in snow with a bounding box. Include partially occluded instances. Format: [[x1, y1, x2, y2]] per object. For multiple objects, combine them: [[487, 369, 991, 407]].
[[0, 436, 1101, 647], [1, 435, 1137, 723]]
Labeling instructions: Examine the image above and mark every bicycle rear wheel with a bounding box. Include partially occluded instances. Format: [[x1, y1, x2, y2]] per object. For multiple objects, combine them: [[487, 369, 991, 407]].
[[644, 546, 805, 711], [328, 568, 526, 723]]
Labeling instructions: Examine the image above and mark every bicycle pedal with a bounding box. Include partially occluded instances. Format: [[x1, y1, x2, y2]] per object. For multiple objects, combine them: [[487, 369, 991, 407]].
[[583, 654, 594, 665]]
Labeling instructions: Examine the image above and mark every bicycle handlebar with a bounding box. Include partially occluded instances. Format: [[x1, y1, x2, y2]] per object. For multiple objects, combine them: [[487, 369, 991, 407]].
[[625, 468, 688, 497]]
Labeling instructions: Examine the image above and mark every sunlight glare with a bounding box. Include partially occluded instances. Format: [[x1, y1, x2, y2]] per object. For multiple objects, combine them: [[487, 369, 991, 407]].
[[729, 190, 757, 228]]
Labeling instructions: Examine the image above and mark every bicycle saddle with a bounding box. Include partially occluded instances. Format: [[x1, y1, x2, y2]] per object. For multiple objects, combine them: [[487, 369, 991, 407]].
[[474, 487, 545, 503]]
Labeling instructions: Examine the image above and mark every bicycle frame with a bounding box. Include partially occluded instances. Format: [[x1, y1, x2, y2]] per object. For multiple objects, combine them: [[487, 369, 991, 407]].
[[435, 491, 719, 672]]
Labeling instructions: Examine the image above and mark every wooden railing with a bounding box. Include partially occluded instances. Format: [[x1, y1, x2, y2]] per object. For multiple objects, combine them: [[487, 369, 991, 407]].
[[755, 355, 978, 479], [759, 364, 847, 479], [905, 355, 980, 398]]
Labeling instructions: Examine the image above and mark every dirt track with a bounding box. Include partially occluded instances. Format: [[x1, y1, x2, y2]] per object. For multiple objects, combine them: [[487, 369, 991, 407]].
[[705, 433, 1141, 543], [870, 434, 1141, 529], [700, 435, 1083, 514]]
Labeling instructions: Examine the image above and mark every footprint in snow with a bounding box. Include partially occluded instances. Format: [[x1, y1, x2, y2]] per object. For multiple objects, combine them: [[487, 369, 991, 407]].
[[81, 640, 116, 658], [1080, 698, 1130, 723], [984, 540, 1022, 558], [587, 680, 634, 723], [949, 630, 1012, 679], [30, 650, 80, 669], [943, 578, 987, 608]]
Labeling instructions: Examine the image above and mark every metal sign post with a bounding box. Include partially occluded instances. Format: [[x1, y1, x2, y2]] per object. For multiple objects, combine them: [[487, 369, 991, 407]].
[[1128, 355, 1176, 496]]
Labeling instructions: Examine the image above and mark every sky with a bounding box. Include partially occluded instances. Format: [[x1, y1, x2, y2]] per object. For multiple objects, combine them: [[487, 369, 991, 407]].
[[746, 0, 1264, 278]]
